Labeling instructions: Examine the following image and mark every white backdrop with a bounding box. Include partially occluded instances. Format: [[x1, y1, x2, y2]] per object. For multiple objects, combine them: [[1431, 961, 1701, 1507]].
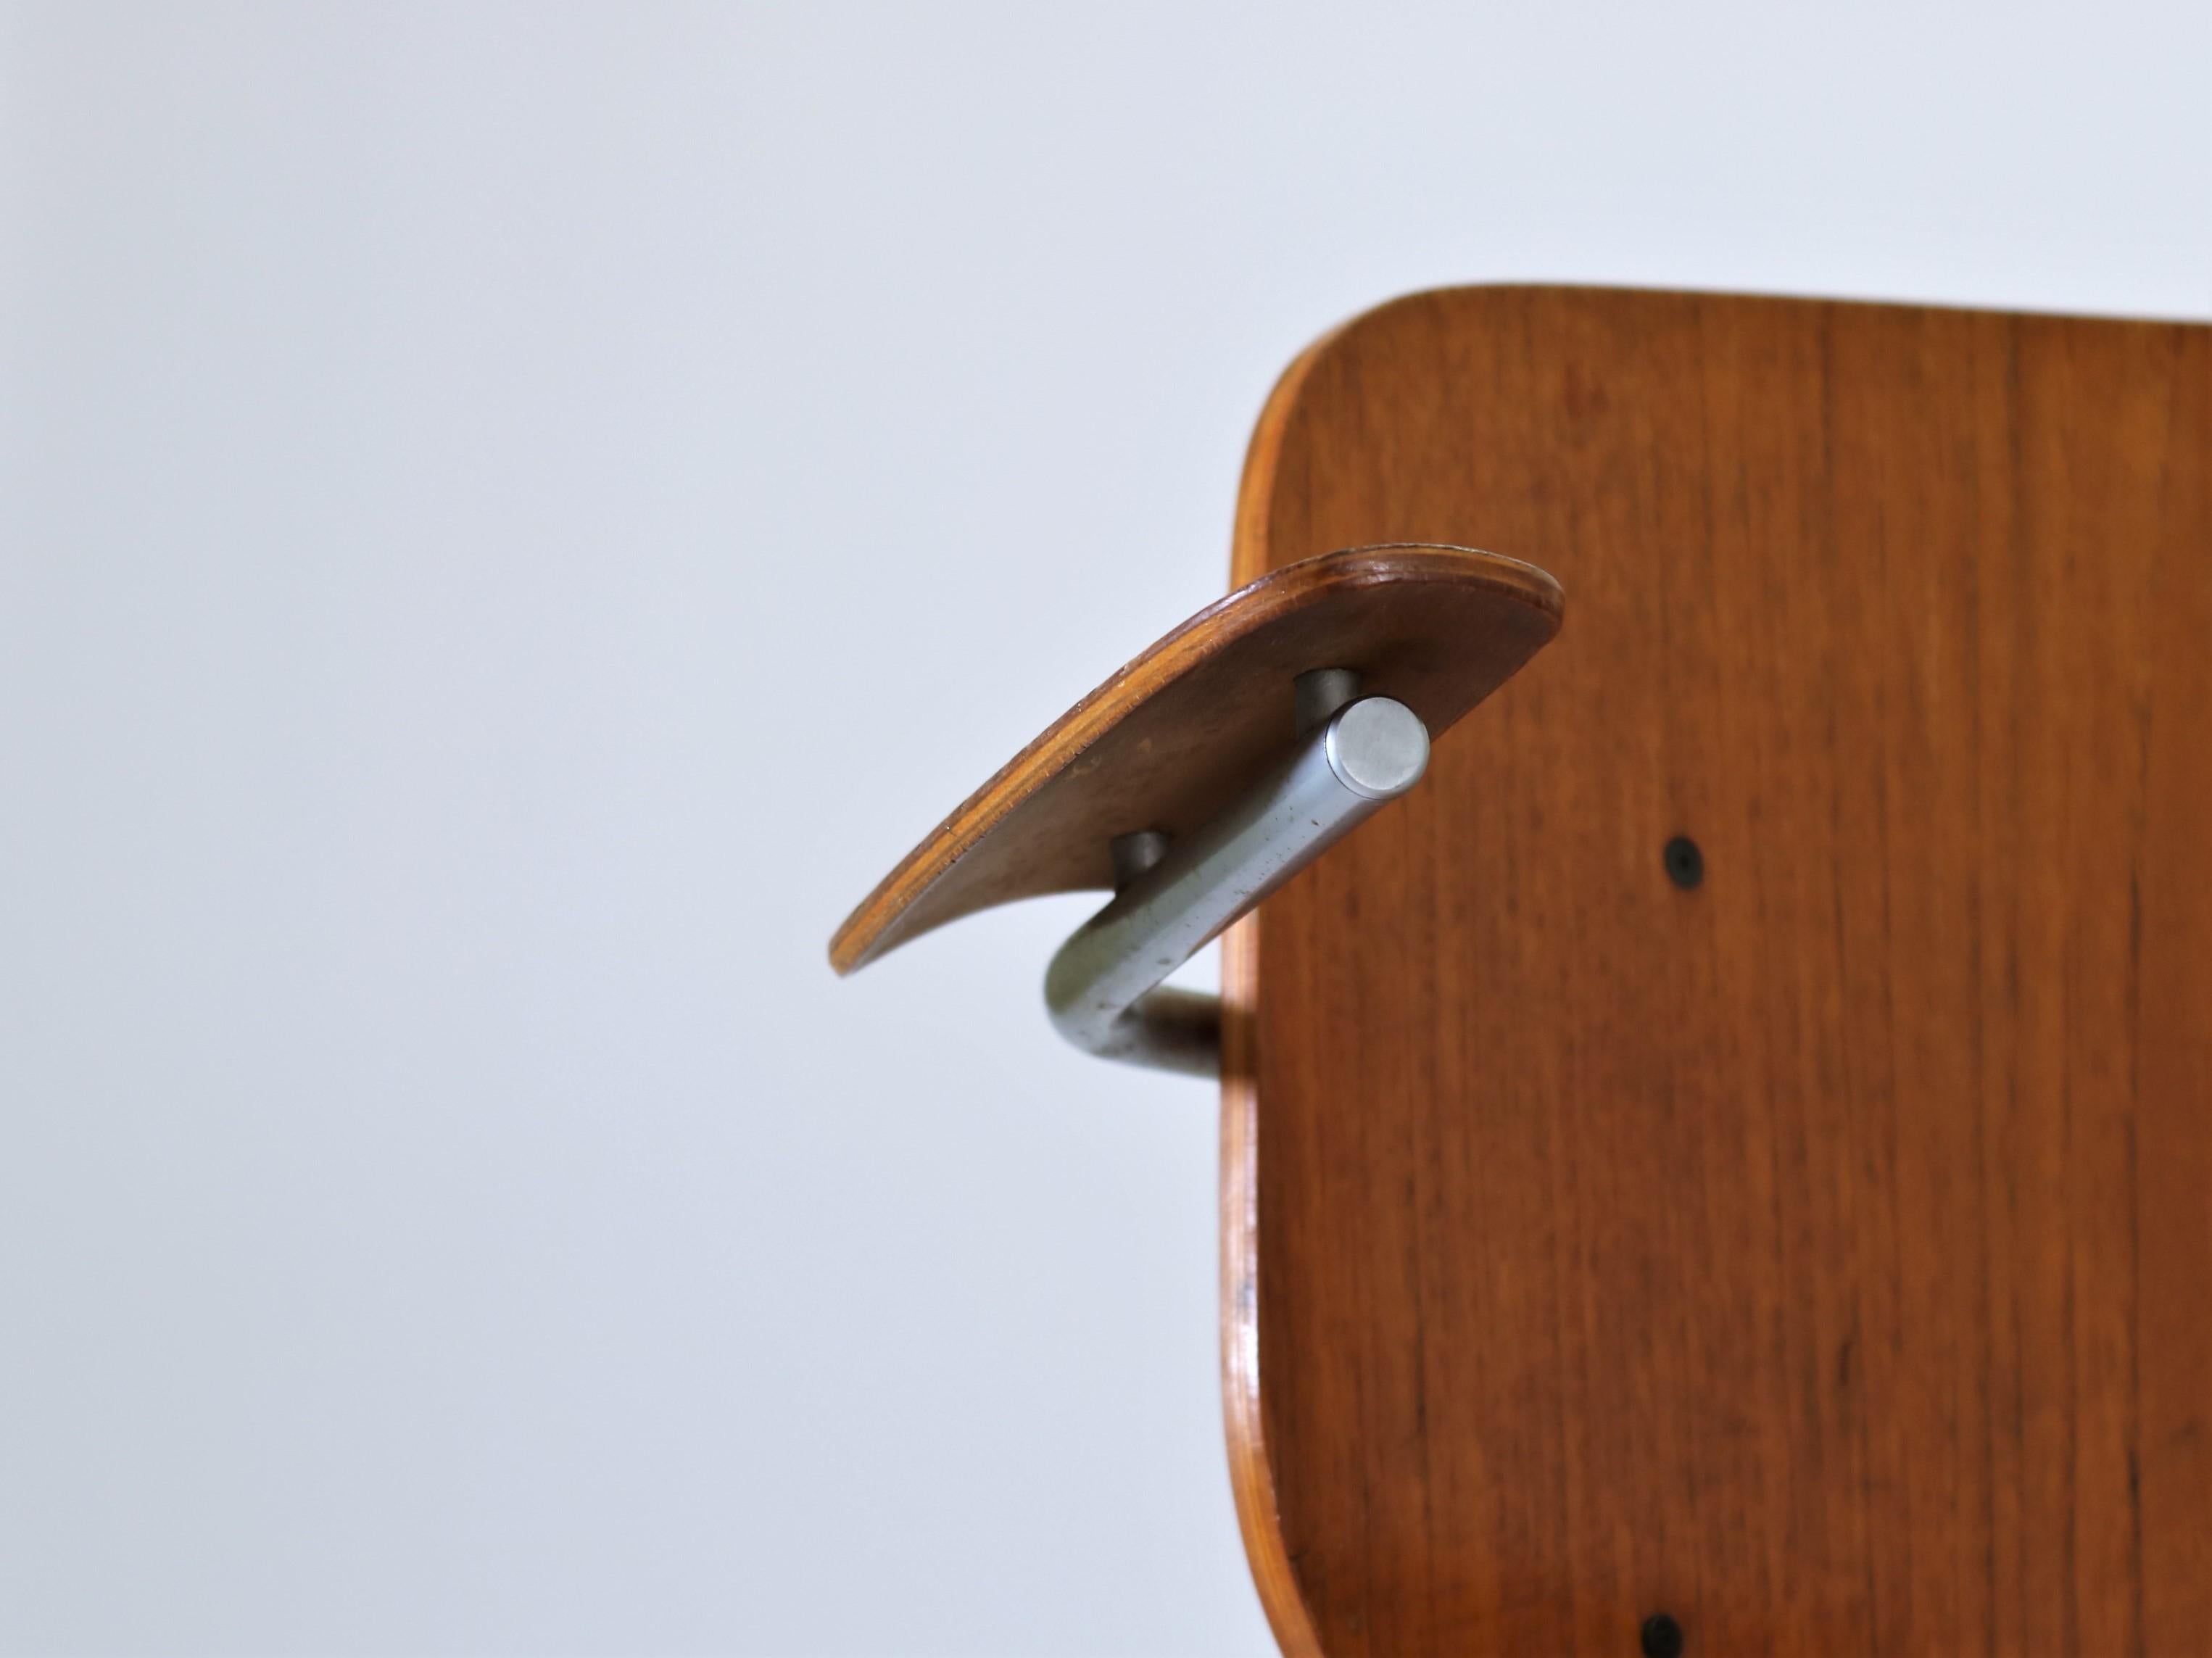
[[2, 4, 2205, 1653]]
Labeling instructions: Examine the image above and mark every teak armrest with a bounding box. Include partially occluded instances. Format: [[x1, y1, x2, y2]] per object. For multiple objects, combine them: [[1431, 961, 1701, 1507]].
[[828, 543, 1564, 1073]]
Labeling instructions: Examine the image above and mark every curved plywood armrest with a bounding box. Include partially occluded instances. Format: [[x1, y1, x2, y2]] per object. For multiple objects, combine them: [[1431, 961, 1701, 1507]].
[[828, 544, 1563, 1070]]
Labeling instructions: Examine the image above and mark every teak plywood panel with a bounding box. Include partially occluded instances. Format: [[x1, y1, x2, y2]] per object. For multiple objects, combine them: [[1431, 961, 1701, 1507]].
[[1222, 289, 2210, 1657], [829, 545, 1560, 974]]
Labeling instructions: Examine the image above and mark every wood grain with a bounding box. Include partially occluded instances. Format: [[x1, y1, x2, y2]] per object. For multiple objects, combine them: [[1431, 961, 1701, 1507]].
[[1222, 287, 2210, 1656], [829, 545, 1560, 974]]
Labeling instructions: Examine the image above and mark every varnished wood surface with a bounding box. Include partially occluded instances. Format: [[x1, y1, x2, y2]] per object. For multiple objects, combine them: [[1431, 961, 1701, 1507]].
[[829, 546, 1559, 974], [1223, 288, 2210, 1656]]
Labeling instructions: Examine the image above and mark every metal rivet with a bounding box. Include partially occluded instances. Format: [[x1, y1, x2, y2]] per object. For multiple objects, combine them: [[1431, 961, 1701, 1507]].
[[1641, 1612, 1685, 1658], [1663, 835, 1704, 890]]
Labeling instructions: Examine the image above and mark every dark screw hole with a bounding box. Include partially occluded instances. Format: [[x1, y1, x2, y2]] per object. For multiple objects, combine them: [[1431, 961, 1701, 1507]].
[[1641, 1612, 1686, 1658], [1662, 835, 1704, 890]]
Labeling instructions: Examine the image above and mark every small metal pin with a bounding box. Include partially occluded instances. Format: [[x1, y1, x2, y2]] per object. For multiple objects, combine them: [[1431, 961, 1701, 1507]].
[[1294, 666, 1364, 736], [1110, 829, 1172, 892]]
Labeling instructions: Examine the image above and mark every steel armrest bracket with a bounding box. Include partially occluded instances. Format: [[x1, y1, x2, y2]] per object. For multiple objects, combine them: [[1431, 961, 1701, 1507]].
[[1045, 671, 1427, 1075]]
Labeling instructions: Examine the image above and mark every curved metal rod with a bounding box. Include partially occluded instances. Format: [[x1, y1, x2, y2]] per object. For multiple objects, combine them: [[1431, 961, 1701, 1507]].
[[1043, 679, 1430, 1076]]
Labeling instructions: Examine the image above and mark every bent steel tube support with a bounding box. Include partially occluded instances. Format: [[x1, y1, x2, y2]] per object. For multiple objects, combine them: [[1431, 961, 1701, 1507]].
[[1043, 670, 1430, 1077]]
